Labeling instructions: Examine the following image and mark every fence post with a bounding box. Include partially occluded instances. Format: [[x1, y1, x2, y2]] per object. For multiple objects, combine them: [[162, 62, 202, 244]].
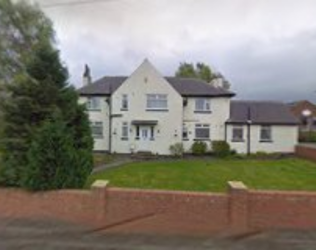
[[228, 181, 249, 234], [91, 180, 109, 225]]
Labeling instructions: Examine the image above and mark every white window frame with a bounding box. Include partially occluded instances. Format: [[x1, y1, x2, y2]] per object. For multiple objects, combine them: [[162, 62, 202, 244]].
[[146, 94, 168, 110], [121, 94, 128, 110], [195, 124, 210, 140], [260, 125, 272, 142], [121, 122, 129, 140], [195, 98, 211, 112], [87, 97, 101, 111], [90, 121, 103, 138], [232, 125, 244, 142]]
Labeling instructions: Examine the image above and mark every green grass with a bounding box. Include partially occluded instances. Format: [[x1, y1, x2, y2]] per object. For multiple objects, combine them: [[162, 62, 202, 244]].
[[87, 158, 316, 192]]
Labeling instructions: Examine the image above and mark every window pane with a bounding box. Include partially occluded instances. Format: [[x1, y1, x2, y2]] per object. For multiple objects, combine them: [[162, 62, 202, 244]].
[[232, 126, 243, 141], [87, 97, 100, 110], [260, 126, 271, 140], [122, 122, 128, 138], [147, 94, 167, 109], [122, 95, 128, 109], [195, 124, 210, 139], [90, 121, 103, 138]]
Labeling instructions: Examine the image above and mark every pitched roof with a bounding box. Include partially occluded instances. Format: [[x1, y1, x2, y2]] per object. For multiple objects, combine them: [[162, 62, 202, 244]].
[[228, 101, 299, 125], [78, 76, 235, 97]]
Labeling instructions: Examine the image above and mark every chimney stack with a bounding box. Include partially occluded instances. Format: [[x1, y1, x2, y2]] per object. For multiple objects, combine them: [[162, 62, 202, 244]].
[[83, 64, 92, 86]]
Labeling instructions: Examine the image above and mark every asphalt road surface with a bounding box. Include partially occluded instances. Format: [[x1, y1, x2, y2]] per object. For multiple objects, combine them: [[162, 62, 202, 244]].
[[1, 218, 316, 250]]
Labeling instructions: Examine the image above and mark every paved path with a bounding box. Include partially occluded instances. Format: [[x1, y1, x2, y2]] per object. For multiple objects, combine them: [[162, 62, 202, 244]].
[[93, 158, 137, 173], [1, 218, 316, 249]]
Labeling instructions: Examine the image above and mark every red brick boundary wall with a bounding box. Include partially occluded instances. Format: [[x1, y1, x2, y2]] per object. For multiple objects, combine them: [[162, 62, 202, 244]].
[[1, 180, 316, 235], [295, 144, 316, 162]]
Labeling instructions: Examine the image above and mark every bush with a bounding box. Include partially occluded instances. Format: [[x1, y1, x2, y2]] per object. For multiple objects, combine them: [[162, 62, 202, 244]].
[[212, 141, 231, 157], [22, 111, 93, 191], [191, 141, 207, 155], [299, 131, 316, 142], [169, 143, 184, 157]]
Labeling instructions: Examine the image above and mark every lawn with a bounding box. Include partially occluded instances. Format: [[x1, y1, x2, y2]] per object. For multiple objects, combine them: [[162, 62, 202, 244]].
[[87, 158, 316, 192]]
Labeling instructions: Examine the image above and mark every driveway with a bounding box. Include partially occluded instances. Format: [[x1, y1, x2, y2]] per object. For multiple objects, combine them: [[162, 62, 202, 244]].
[[1, 218, 316, 250]]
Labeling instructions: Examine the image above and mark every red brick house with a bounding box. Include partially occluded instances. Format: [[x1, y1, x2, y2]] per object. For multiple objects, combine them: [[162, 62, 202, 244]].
[[289, 100, 316, 131]]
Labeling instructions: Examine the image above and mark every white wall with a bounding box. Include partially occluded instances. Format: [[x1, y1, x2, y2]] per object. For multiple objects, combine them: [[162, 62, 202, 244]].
[[182, 97, 231, 152], [227, 124, 298, 154], [111, 59, 183, 155], [79, 96, 110, 151]]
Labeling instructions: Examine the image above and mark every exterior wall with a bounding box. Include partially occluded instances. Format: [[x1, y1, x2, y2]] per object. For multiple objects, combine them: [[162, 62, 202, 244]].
[[296, 144, 316, 162], [111, 60, 183, 155], [182, 97, 231, 152], [2, 182, 316, 236], [227, 124, 298, 154], [79, 96, 110, 151]]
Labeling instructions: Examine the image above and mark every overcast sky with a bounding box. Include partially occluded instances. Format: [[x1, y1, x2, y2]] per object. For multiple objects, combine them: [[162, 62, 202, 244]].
[[35, 0, 316, 102]]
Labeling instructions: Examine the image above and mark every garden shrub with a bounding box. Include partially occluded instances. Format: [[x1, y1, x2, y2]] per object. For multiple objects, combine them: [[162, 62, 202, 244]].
[[191, 141, 207, 155], [169, 143, 184, 157], [299, 131, 316, 142], [212, 140, 231, 157]]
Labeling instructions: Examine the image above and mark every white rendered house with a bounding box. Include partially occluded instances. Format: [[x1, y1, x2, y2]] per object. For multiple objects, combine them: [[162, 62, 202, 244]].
[[78, 59, 299, 155]]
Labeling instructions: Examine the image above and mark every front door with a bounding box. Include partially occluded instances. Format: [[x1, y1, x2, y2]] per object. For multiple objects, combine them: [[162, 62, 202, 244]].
[[140, 127, 150, 151]]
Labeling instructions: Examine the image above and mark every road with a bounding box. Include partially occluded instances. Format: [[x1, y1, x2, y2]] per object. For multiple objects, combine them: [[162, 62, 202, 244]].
[[1, 218, 316, 250]]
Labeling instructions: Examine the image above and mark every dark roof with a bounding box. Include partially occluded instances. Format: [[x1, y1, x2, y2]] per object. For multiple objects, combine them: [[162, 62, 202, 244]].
[[227, 101, 299, 125], [78, 76, 235, 97]]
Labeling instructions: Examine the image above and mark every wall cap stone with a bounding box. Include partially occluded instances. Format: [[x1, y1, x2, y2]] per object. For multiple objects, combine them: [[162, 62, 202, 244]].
[[228, 181, 248, 192], [91, 180, 109, 189]]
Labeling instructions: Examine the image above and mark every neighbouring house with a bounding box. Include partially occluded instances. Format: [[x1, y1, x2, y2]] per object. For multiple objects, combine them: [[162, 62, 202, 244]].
[[78, 59, 299, 155], [288, 100, 316, 131]]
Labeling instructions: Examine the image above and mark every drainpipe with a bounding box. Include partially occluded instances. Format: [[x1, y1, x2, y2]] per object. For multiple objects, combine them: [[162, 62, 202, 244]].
[[246, 106, 252, 155], [246, 120, 252, 155], [108, 84, 113, 153]]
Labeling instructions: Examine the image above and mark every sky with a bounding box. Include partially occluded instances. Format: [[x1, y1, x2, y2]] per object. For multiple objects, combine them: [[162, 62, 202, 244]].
[[34, 0, 316, 102]]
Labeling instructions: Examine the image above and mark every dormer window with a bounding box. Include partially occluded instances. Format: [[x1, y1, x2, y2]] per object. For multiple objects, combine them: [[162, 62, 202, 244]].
[[195, 98, 211, 113]]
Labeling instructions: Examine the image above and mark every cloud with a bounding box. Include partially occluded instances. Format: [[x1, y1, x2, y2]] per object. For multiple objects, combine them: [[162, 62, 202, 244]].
[[35, 0, 316, 102]]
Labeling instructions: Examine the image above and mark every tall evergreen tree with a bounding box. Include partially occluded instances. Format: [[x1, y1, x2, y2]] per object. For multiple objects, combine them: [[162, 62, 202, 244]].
[[0, 4, 93, 188]]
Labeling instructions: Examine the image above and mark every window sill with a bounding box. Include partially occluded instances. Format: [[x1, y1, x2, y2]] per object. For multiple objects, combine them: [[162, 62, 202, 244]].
[[121, 137, 129, 141], [182, 138, 189, 141], [150, 138, 155, 141], [120, 108, 128, 111], [194, 110, 212, 114], [87, 109, 101, 112], [93, 136, 104, 139], [194, 138, 210, 141], [231, 139, 245, 143], [146, 109, 169, 112], [260, 140, 273, 143], [135, 137, 140, 140]]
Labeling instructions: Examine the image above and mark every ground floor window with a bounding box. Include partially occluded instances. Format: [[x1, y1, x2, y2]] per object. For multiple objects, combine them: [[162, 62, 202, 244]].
[[195, 124, 210, 139], [260, 125, 272, 141], [182, 124, 189, 140], [232, 125, 244, 141], [121, 122, 129, 140], [90, 121, 103, 138]]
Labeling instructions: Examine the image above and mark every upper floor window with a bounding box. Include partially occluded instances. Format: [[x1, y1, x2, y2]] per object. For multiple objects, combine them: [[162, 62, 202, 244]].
[[121, 94, 128, 110], [195, 124, 210, 139], [260, 125, 272, 142], [87, 97, 101, 111], [90, 121, 103, 138], [195, 98, 211, 112], [146, 94, 168, 110], [232, 125, 244, 142]]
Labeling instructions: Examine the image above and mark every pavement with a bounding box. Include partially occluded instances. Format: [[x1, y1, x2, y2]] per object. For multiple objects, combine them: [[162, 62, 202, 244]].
[[1, 218, 316, 249]]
